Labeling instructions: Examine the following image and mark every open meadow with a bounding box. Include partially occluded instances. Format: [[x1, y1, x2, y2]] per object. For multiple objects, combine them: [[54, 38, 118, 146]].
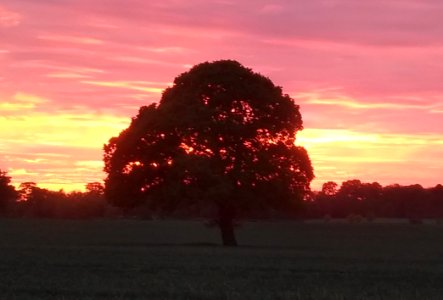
[[0, 219, 443, 299]]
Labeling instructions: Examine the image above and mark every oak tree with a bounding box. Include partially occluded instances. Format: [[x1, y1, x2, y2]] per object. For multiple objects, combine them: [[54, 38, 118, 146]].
[[104, 60, 314, 246]]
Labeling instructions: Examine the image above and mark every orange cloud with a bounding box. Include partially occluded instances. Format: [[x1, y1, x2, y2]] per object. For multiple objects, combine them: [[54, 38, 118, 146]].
[[0, 92, 48, 112], [75, 160, 104, 168], [8, 168, 38, 176]]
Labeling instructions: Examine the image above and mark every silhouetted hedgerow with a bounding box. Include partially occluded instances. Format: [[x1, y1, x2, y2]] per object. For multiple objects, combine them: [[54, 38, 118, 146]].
[[305, 180, 443, 221]]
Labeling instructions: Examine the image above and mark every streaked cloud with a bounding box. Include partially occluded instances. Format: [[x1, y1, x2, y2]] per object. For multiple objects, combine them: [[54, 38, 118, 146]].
[[0, 92, 48, 112], [46, 72, 93, 79], [0, 5, 21, 27], [1, 105, 130, 189], [81, 80, 166, 94], [1, 113, 129, 148], [8, 168, 38, 176], [14, 92, 48, 104], [37, 34, 104, 45], [260, 4, 284, 15], [137, 46, 191, 54], [298, 93, 438, 111], [75, 160, 104, 168]]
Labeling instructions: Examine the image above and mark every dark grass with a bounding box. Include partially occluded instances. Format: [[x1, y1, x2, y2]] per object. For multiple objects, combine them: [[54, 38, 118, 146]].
[[0, 219, 443, 299]]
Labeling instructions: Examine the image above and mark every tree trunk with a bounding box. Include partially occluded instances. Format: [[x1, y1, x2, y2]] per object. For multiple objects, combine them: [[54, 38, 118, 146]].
[[218, 206, 238, 247]]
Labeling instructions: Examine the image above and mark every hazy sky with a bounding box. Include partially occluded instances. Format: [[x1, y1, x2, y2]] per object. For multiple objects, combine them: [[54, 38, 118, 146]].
[[1, 0, 442, 191]]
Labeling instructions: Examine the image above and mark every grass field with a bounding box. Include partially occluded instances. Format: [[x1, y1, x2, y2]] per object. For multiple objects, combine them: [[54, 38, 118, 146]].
[[0, 219, 443, 299]]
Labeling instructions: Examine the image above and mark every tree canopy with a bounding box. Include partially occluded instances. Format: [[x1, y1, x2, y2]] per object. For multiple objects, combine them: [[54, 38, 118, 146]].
[[104, 60, 314, 245]]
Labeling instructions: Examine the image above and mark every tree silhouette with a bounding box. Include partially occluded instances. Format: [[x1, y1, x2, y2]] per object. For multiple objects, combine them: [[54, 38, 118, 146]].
[[19, 182, 37, 201], [333, 180, 383, 217], [18, 183, 61, 217], [0, 170, 17, 214], [429, 184, 443, 219], [104, 60, 314, 246], [86, 182, 105, 195], [311, 181, 339, 218], [322, 181, 339, 196]]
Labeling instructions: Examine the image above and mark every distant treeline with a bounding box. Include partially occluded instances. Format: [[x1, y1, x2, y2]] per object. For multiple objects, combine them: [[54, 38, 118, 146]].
[[305, 180, 443, 221], [0, 170, 442, 221], [0, 179, 107, 219]]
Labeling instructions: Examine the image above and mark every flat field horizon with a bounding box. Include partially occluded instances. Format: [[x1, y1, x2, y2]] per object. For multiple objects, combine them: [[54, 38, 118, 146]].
[[0, 219, 442, 299]]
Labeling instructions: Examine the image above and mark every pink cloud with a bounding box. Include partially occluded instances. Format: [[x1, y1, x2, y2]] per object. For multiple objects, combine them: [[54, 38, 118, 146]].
[[0, 5, 21, 27]]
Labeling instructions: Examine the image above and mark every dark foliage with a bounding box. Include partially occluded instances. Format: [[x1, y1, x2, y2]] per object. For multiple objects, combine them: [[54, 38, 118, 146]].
[[306, 180, 443, 221], [103, 60, 314, 245], [14, 182, 106, 219], [0, 170, 18, 215]]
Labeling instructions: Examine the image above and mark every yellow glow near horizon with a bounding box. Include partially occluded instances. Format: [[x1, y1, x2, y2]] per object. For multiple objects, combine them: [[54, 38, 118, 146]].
[[1, 91, 131, 191], [2, 106, 442, 192], [1, 113, 129, 148], [297, 128, 443, 189]]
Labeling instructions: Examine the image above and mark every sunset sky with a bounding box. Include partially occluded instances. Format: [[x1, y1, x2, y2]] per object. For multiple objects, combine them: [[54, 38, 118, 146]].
[[1, 0, 442, 191]]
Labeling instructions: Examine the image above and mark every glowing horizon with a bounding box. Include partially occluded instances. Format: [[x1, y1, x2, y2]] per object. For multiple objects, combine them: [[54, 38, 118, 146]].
[[1, 1, 442, 191]]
